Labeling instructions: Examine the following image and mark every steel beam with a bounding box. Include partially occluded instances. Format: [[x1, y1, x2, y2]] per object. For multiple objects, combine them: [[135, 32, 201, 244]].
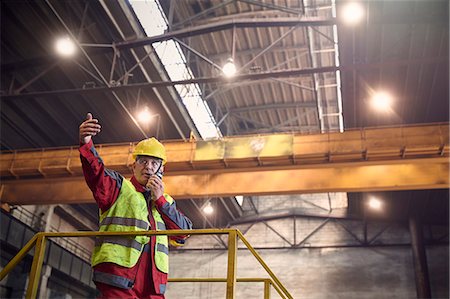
[[0, 124, 448, 204], [115, 17, 336, 49], [0, 158, 447, 205], [230, 102, 316, 113], [2, 57, 445, 100], [45, 0, 150, 139], [172, 0, 235, 29], [237, 0, 303, 15], [114, 13, 446, 50]]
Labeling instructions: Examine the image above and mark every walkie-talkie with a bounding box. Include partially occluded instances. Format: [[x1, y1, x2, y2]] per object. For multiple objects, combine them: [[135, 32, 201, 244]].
[[155, 167, 164, 180]]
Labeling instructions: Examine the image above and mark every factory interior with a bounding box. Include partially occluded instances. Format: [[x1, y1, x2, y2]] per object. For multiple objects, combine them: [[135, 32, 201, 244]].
[[0, 0, 448, 298]]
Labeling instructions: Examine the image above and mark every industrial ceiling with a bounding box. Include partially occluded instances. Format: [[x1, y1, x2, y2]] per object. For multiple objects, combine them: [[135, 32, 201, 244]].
[[1, 0, 448, 229]]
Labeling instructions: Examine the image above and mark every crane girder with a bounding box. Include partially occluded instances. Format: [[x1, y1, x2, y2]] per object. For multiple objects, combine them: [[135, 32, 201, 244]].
[[1, 123, 448, 205]]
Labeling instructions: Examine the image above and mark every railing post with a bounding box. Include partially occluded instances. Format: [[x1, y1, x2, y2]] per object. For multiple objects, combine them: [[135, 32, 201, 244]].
[[236, 230, 293, 299], [226, 229, 237, 299], [26, 233, 47, 299], [264, 279, 271, 299]]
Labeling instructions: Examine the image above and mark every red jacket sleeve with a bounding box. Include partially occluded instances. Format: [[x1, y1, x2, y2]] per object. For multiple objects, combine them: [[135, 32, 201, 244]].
[[154, 194, 193, 245], [79, 140, 122, 212]]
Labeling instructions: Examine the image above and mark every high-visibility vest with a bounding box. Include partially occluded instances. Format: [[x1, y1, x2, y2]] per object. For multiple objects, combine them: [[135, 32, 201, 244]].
[[92, 179, 170, 274]]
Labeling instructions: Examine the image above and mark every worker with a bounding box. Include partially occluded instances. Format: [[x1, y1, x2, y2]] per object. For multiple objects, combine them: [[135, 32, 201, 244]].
[[79, 113, 192, 299]]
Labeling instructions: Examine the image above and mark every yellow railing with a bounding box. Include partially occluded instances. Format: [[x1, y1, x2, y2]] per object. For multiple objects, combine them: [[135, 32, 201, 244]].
[[0, 228, 293, 299], [169, 278, 277, 299]]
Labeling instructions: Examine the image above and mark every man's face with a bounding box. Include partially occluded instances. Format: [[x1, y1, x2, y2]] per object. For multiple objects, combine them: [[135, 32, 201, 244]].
[[133, 156, 163, 186]]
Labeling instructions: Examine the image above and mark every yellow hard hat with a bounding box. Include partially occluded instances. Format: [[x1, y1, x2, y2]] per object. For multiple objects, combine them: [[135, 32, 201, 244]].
[[132, 137, 167, 165]]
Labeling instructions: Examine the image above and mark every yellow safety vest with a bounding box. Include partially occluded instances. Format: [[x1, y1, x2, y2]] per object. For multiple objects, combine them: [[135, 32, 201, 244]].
[[92, 179, 170, 273]]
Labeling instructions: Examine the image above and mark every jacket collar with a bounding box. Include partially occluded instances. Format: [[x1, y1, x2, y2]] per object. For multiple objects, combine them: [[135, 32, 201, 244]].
[[130, 176, 147, 192]]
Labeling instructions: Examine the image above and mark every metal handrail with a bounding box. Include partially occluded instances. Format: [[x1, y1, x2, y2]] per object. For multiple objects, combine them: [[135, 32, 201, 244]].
[[168, 278, 280, 299], [0, 228, 293, 299], [10, 206, 92, 261]]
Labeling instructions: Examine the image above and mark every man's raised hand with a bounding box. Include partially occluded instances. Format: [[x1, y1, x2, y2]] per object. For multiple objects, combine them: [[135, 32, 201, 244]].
[[79, 113, 101, 144]]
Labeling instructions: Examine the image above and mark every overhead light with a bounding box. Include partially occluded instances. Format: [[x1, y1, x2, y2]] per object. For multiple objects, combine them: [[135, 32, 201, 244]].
[[367, 197, 383, 211], [203, 202, 214, 215], [341, 2, 364, 25], [371, 91, 393, 111], [137, 107, 152, 124], [55, 37, 76, 57], [222, 58, 236, 77]]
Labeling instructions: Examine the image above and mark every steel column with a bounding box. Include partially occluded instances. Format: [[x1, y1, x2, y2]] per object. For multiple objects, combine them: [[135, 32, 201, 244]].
[[226, 230, 238, 299], [409, 204, 432, 298]]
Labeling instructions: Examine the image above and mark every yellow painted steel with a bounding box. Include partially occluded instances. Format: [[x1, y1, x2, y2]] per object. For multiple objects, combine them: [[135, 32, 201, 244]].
[[226, 230, 238, 299], [264, 279, 271, 299], [1, 157, 447, 205], [1, 123, 448, 204], [0, 123, 447, 178], [26, 234, 47, 299], [168, 278, 274, 299], [271, 282, 288, 299], [0, 229, 293, 299], [237, 230, 293, 299], [169, 277, 269, 282]]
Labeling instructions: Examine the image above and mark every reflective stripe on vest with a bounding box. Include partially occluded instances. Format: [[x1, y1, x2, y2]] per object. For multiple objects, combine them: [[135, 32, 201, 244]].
[[95, 237, 143, 251], [157, 222, 166, 230], [93, 271, 134, 289], [153, 204, 169, 273], [100, 217, 149, 230], [160, 284, 166, 294], [92, 179, 151, 268], [92, 179, 171, 275], [157, 243, 169, 255]]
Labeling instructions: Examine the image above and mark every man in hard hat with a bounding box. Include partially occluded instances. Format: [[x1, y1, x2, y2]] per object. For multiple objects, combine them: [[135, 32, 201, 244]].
[[79, 113, 192, 299]]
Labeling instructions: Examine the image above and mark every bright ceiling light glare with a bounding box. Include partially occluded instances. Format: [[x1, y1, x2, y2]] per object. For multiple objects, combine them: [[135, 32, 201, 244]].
[[203, 202, 214, 215], [235, 195, 244, 206], [341, 2, 364, 25], [222, 58, 237, 77], [371, 91, 392, 112], [368, 197, 383, 211], [137, 107, 152, 124], [55, 37, 76, 57]]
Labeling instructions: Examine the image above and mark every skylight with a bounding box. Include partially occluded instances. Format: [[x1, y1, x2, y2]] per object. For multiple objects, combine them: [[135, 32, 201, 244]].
[[129, 0, 222, 140]]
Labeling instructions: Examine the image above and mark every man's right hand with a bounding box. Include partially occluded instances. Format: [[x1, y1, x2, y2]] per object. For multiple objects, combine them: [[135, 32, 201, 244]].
[[79, 113, 101, 144]]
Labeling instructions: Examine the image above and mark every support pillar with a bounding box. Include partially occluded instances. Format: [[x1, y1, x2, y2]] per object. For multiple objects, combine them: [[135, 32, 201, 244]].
[[37, 265, 52, 299], [32, 205, 55, 231], [409, 201, 431, 298]]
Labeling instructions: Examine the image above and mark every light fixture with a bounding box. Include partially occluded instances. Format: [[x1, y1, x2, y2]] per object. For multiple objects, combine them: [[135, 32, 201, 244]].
[[55, 37, 76, 57], [341, 2, 364, 25], [137, 107, 152, 124], [203, 202, 214, 215], [222, 58, 236, 77], [371, 91, 393, 112], [367, 197, 383, 211], [235, 195, 244, 206]]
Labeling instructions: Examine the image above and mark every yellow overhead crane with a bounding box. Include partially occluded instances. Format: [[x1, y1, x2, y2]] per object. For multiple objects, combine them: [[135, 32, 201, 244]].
[[0, 123, 448, 205]]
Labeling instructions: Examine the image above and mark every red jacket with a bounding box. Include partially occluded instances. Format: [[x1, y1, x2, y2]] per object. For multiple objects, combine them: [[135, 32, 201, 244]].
[[79, 140, 192, 295]]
